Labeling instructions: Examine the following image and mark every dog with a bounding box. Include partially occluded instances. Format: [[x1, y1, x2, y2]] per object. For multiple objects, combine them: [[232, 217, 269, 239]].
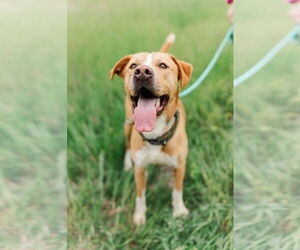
[[110, 34, 193, 225]]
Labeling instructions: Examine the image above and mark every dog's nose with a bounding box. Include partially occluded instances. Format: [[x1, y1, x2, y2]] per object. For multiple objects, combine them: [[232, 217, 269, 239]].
[[134, 65, 153, 81]]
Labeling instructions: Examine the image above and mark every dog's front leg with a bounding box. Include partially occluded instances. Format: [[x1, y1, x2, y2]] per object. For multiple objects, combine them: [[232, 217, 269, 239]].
[[133, 167, 147, 225], [123, 96, 133, 171], [172, 161, 189, 218], [123, 123, 133, 171]]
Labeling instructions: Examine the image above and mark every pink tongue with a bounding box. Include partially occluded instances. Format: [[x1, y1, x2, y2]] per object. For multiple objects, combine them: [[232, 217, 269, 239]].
[[133, 97, 157, 132]]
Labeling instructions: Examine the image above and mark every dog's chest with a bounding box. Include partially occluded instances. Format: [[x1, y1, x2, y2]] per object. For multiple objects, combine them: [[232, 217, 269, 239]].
[[134, 143, 177, 168], [133, 115, 178, 168]]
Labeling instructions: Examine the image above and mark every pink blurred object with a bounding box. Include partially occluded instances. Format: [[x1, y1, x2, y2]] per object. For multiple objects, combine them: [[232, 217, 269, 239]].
[[288, 0, 300, 3], [289, 0, 300, 23], [225, 0, 234, 22]]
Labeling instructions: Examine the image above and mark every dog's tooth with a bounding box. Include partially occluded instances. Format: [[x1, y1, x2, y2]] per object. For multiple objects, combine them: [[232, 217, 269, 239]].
[[155, 98, 160, 107]]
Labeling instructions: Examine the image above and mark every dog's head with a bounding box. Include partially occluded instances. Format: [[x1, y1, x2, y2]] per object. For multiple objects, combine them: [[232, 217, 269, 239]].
[[110, 52, 193, 132]]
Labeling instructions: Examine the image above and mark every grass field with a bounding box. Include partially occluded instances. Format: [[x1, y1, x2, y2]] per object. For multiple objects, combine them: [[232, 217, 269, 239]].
[[234, 0, 300, 249], [68, 0, 233, 249], [0, 1, 66, 249]]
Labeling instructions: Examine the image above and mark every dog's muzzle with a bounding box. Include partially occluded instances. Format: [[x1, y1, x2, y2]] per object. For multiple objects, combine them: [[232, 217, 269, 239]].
[[130, 65, 169, 132]]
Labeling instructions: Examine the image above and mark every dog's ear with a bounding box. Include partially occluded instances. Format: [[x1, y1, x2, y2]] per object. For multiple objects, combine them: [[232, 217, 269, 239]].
[[110, 55, 132, 80], [171, 56, 193, 89]]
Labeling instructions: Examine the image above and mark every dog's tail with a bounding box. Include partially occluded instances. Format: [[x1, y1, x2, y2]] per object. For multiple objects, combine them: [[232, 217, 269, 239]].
[[160, 33, 176, 53]]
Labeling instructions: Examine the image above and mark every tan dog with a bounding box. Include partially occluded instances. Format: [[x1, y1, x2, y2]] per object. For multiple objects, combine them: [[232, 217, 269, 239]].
[[110, 34, 193, 225]]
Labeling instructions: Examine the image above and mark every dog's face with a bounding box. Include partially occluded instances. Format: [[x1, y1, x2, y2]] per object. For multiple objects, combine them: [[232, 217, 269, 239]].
[[110, 52, 192, 132]]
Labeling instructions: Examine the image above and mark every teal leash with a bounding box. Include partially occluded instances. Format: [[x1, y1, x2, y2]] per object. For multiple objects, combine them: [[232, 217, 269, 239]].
[[179, 25, 233, 97], [234, 24, 300, 87], [179, 24, 299, 95]]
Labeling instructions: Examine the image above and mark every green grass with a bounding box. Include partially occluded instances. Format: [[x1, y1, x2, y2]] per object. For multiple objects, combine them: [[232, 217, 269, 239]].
[[234, 0, 300, 249], [0, 1, 66, 249], [68, 0, 233, 249]]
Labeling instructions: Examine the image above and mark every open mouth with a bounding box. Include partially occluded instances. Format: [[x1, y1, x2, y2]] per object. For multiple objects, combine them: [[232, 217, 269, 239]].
[[130, 87, 169, 132], [131, 87, 169, 116]]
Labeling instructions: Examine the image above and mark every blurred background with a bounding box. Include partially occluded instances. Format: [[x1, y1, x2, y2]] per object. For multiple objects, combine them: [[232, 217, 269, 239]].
[[1, 0, 299, 249], [0, 0, 66, 249], [68, 0, 232, 249], [235, 0, 300, 249]]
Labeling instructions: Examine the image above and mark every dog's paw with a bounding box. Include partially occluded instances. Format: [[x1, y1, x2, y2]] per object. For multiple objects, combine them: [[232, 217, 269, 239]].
[[124, 150, 133, 171], [173, 205, 189, 218], [133, 212, 146, 225]]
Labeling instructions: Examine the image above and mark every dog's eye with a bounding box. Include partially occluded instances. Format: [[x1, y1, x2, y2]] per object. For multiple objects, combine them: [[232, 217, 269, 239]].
[[129, 63, 137, 69], [159, 63, 168, 69]]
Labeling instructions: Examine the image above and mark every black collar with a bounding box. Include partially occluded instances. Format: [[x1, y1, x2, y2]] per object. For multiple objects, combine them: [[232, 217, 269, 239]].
[[140, 111, 179, 146]]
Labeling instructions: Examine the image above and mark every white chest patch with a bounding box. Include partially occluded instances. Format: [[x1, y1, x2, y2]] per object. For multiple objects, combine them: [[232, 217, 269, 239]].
[[135, 143, 177, 168], [134, 115, 177, 168]]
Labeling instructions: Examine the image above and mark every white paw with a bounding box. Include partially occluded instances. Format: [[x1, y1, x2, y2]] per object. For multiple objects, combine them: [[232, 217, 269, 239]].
[[173, 205, 189, 218], [172, 190, 189, 218], [124, 150, 133, 171], [133, 212, 146, 225]]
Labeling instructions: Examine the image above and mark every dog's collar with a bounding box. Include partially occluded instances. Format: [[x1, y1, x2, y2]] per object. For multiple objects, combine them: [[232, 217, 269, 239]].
[[139, 111, 179, 146]]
